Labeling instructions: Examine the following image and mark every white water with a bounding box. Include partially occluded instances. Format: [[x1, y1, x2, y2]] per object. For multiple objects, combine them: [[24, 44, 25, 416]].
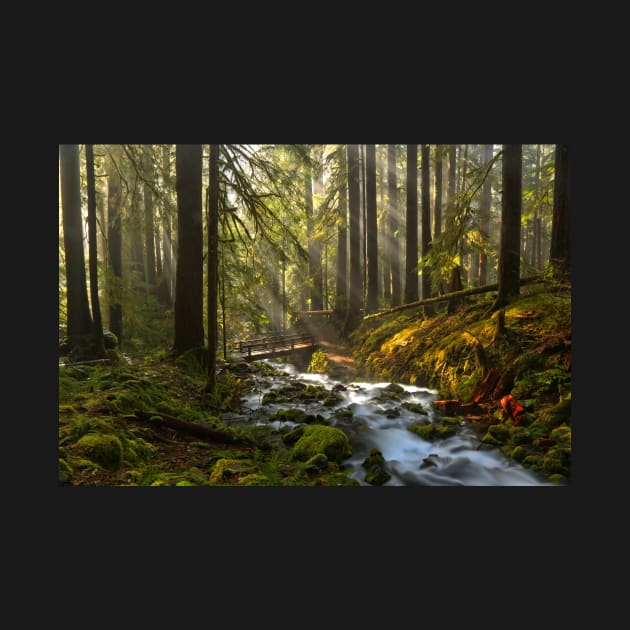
[[242, 360, 553, 486]]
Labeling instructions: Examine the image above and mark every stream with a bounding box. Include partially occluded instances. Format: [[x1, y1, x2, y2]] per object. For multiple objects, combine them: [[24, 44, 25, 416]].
[[233, 359, 554, 486]]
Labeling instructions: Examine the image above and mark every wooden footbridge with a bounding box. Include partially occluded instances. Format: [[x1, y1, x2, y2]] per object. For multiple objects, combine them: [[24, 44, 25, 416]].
[[234, 331, 317, 361]]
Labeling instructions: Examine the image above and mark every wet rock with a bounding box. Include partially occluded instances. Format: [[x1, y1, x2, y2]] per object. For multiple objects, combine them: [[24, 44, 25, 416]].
[[305, 453, 329, 473], [291, 425, 352, 464], [362, 449, 391, 486], [420, 454, 439, 469]]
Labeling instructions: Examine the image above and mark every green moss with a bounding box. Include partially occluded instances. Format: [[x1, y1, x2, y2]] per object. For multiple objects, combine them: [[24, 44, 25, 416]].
[[527, 422, 550, 439], [334, 408, 354, 419], [508, 426, 531, 446], [307, 350, 330, 374], [365, 467, 391, 485], [271, 408, 307, 423], [238, 473, 274, 486], [291, 425, 352, 464], [362, 448, 391, 485], [281, 425, 306, 445], [75, 434, 123, 470], [209, 458, 257, 484], [304, 453, 329, 472], [510, 446, 528, 462], [540, 397, 571, 427], [522, 455, 544, 471], [487, 424, 510, 444], [542, 447, 571, 476], [59, 458, 72, 484], [550, 425, 571, 447], [402, 402, 426, 414], [436, 425, 457, 439], [409, 424, 437, 440], [481, 432, 502, 446], [548, 474, 567, 484]]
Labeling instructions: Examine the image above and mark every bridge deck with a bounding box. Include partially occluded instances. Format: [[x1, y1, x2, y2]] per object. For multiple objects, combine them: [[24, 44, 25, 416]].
[[233, 332, 317, 362]]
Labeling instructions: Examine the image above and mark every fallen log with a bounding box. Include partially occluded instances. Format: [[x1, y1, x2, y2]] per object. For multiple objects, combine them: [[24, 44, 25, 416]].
[[133, 410, 254, 445], [433, 399, 490, 417], [363, 275, 543, 320]]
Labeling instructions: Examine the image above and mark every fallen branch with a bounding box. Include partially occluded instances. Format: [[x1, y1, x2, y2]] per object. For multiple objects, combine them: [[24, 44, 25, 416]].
[[59, 359, 112, 367], [133, 410, 254, 445], [363, 275, 543, 320]]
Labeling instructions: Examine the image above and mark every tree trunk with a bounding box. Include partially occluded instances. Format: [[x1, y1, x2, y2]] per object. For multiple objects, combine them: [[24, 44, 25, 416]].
[[85, 144, 106, 358], [206, 144, 220, 396], [479, 144, 493, 286], [143, 147, 157, 291], [421, 144, 433, 315], [388, 144, 401, 307], [107, 147, 123, 344], [365, 144, 379, 313], [404, 144, 419, 303], [549, 144, 570, 281], [434, 145, 443, 239], [344, 144, 362, 331], [335, 147, 348, 320], [60, 144, 93, 343], [493, 144, 522, 309], [380, 146, 390, 301], [173, 144, 204, 355]]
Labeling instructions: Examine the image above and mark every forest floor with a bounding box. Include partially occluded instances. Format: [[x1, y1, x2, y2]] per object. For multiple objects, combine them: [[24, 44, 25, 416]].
[[59, 279, 571, 486]]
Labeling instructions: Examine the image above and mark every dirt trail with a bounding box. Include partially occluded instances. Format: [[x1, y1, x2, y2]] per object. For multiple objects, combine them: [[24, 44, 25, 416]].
[[313, 322, 359, 381]]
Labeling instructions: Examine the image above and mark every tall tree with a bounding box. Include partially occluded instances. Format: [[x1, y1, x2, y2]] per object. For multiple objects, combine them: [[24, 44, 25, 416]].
[[549, 144, 571, 281], [143, 146, 157, 291], [309, 147, 324, 311], [493, 144, 522, 309], [107, 146, 123, 343], [379, 147, 390, 301], [365, 144, 379, 313], [388, 144, 401, 307], [447, 145, 457, 206], [334, 146, 348, 320], [60, 144, 93, 345], [404, 144, 419, 303], [433, 145, 443, 239], [421, 144, 434, 315], [157, 145, 173, 307], [173, 144, 204, 355], [206, 144, 220, 396], [85, 145, 106, 358], [344, 144, 362, 331], [478, 144, 493, 286]]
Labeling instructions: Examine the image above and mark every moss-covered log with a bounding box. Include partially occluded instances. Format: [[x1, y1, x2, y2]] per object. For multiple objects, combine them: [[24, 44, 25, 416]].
[[133, 410, 254, 445]]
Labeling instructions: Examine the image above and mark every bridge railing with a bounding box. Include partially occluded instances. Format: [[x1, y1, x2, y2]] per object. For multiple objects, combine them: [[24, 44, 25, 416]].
[[237, 332, 316, 357]]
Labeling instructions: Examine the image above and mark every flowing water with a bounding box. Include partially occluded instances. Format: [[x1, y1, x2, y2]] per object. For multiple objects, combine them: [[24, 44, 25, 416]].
[[238, 360, 555, 486]]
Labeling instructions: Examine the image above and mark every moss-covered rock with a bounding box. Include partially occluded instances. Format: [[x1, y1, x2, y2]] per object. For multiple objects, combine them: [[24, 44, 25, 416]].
[[75, 434, 123, 470], [510, 446, 528, 462], [59, 458, 73, 484], [304, 453, 329, 473], [487, 424, 510, 444], [281, 425, 306, 445], [540, 397, 571, 428], [209, 458, 257, 484], [270, 408, 307, 423], [238, 473, 274, 486], [550, 425, 571, 448], [291, 425, 352, 464], [508, 426, 531, 446], [408, 423, 437, 440], [542, 447, 570, 476], [362, 448, 391, 485], [522, 454, 544, 471]]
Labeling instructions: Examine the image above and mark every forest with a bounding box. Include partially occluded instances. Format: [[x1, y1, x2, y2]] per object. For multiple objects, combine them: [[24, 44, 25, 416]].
[[58, 144, 571, 486]]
